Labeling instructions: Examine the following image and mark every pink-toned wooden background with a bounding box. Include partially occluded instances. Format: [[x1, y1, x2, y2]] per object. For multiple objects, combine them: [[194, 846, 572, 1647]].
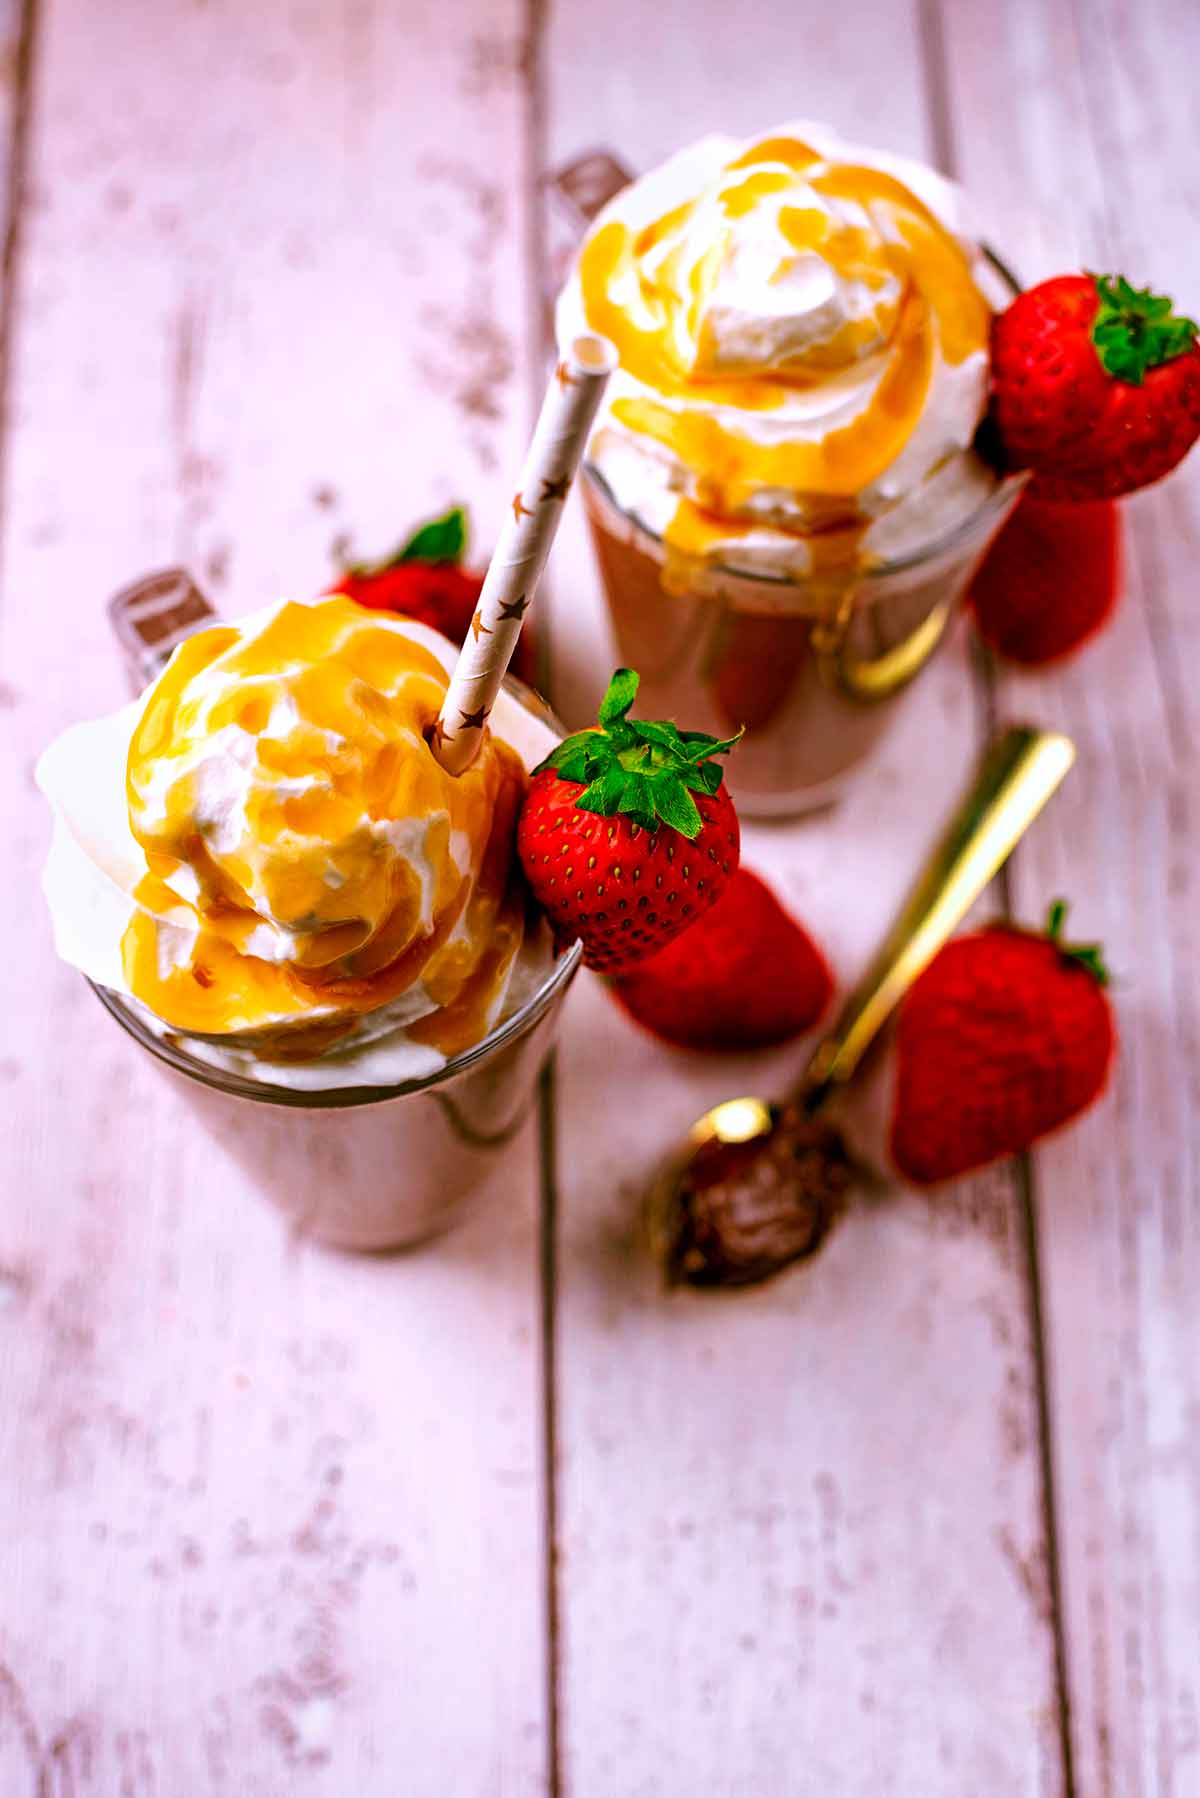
[[1, 0, 1196, 1792]]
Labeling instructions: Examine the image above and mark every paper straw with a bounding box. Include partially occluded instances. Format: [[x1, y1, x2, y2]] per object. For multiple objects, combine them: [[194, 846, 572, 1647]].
[[430, 332, 617, 776]]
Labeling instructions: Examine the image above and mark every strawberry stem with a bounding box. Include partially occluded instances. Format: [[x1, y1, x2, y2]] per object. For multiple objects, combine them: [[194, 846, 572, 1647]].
[[535, 668, 741, 839], [1046, 897, 1110, 986], [1090, 273, 1198, 385]]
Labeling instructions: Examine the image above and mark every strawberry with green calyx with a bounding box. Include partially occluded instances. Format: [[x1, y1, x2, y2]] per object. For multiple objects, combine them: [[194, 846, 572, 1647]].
[[326, 505, 537, 682], [888, 898, 1115, 1186], [990, 272, 1200, 503], [1043, 897, 1110, 984], [517, 668, 741, 973]]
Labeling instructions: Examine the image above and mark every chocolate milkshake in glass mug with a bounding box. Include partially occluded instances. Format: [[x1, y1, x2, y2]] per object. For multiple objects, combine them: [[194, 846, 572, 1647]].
[[554, 124, 1024, 817]]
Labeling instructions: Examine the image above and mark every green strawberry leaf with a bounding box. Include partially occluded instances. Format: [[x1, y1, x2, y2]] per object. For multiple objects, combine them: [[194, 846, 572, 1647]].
[[396, 506, 468, 565], [1046, 897, 1111, 986], [540, 727, 610, 776], [1091, 273, 1198, 384], [683, 730, 744, 762], [345, 505, 469, 579], [620, 721, 649, 754], [534, 668, 741, 841], [631, 718, 685, 752], [617, 771, 652, 820], [546, 740, 596, 784], [575, 762, 627, 817], [650, 773, 702, 836], [598, 667, 640, 727]]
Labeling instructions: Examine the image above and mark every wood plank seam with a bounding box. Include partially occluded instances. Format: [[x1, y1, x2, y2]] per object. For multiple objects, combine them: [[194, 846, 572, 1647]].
[[978, 641, 1081, 1798], [925, 8, 1080, 1794], [1004, 2, 1199, 1788], [1065, 0, 1194, 765], [521, 0, 564, 1790], [1065, 0, 1192, 763], [537, 1059, 564, 1798], [0, 0, 39, 615], [1010, 1137, 1080, 1798], [917, 0, 959, 187]]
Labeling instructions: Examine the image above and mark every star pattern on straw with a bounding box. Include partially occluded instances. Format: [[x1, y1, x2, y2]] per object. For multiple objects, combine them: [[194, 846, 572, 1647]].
[[497, 593, 529, 622], [540, 475, 570, 503], [554, 360, 577, 389], [428, 718, 448, 754], [470, 609, 492, 642], [512, 491, 534, 522], [459, 703, 491, 731]]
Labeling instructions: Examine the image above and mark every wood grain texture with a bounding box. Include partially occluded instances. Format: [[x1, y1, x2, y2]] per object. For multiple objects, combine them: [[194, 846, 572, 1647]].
[[0, 0, 24, 271], [3, 0, 1195, 1789], [541, 5, 1063, 1790], [0, 1, 548, 1791], [943, 1, 1200, 1791], [0, 0, 34, 515]]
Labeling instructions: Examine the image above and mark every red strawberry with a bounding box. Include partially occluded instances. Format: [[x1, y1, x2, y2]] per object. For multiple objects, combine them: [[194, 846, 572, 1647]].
[[969, 489, 1122, 665], [327, 506, 536, 683], [990, 273, 1200, 502], [608, 867, 833, 1051], [517, 668, 740, 973], [889, 900, 1116, 1185], [336, 560, 483, 635]]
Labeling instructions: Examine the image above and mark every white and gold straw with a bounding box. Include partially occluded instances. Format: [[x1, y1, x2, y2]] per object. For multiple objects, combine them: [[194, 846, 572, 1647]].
[[430, 332, 617, 775]]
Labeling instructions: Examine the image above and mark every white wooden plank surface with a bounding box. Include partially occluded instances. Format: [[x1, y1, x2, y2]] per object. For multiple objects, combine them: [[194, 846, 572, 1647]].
[[3, 0, 1195, 1790], [0, 2, 548, 1791], [542, 5, 1063, 1790], [944, 1, 1200, 1791]]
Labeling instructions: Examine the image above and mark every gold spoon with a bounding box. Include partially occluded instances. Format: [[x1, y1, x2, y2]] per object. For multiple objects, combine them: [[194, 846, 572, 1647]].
[[655, 725, 1076, 1284]]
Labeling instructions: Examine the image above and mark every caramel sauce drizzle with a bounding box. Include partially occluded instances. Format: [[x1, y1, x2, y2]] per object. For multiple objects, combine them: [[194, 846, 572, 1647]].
[[121, 597, 529, 1053], [578, 133, 990, 569]]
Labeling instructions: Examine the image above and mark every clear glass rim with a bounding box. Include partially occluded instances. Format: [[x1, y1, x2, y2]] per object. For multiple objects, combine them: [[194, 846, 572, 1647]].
[[88, 939, 581, 1110], [85, 670, 582, 1111], [582, 242, 1026, 588]]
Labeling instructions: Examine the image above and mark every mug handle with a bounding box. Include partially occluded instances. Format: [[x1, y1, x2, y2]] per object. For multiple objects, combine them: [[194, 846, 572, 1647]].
[[543, 149, 634, 310], [107, 567, 217, 694]]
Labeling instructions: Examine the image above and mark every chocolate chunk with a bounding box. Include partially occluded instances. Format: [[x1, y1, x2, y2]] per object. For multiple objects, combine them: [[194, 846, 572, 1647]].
[[662, 1110, 852, 1289]]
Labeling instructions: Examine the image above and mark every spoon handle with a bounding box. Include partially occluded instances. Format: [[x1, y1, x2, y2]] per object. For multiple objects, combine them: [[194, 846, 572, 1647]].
[[802, 726, 1075, 1108]]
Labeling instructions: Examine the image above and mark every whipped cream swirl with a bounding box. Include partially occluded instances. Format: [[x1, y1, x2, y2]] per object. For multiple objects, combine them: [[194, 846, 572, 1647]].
[[38, 600, 558, 1088], [557, 122, 998, 576]]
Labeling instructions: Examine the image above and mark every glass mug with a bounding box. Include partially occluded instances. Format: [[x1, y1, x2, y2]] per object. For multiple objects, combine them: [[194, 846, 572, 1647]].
[[551, 152, 1025, 818], [581, 451, 1024, 817], [94, 571, 580, 1251]]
